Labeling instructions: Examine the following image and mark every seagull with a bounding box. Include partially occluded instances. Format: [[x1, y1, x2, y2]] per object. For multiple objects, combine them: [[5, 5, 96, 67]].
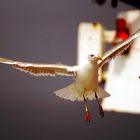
[[0, 29, 140, 122]]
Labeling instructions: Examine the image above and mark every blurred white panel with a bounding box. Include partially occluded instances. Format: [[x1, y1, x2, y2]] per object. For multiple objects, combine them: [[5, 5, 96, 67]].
[[104, 30, 116, 43], [102, 10, 140, 114], [77, 22, 104, 65]]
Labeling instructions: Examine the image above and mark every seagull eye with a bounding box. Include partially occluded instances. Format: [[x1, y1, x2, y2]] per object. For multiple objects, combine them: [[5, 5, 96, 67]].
[[90, 54, 94, 57]]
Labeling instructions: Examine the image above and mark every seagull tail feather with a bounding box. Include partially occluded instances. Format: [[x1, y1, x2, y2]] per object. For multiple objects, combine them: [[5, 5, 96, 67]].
[[54, 83, 80, 101], [96, 86, 110, 99], [86, 86, 110, 100], [54, 84, 110, 102]]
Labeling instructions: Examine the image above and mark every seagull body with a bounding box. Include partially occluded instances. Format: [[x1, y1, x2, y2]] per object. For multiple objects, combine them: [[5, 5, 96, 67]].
[[0, 29, 140, 122], [55, 55, 109, 101], [76, 59, 98, 93]]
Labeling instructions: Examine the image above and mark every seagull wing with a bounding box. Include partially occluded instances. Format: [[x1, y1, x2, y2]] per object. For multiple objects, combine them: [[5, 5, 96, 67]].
[[0, 58, 77, 76], [98, 29, 140, 68]]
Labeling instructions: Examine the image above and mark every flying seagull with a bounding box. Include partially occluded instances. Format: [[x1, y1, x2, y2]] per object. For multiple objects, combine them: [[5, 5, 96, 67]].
[[0, 29, 140, 122]]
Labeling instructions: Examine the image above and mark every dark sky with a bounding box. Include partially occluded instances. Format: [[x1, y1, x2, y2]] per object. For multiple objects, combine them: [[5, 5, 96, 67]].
[[0, 0, 140, 140]]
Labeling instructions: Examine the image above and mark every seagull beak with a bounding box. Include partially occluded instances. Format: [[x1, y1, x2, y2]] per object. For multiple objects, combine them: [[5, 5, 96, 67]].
[[97, 56, 102, 61]]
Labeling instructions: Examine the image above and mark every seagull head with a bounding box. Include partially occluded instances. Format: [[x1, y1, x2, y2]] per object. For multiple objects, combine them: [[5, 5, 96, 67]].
[[88, 54, 102, 62]]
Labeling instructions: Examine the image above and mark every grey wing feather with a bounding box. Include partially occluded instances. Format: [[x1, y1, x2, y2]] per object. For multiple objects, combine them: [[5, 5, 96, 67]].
[[0, 58, 77, 76], [98, 29, 140, 68]]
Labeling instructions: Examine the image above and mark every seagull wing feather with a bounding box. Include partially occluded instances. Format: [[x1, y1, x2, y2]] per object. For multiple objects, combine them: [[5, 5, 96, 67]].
[[98, 29, 140, 68], [0, 58, 77, 76]]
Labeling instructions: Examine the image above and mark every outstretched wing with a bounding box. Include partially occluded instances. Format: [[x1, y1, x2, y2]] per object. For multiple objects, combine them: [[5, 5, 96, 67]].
[[0, 58, 77, 76], [98, 29, 140, 68]]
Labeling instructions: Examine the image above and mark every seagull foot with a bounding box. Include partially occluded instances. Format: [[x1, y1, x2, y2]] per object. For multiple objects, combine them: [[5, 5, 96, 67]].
[[95, 92, 104, 118], [83, 95, 91, 123], [85, 105, 91, 123], [86, 110, 91, 123], [99, 105, 104, 118]]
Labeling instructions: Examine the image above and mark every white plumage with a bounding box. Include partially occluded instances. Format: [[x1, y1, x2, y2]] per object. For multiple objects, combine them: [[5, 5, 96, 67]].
[[0, 29, 140, 102], [55, 57, 109, 101], [0, 29, 140, 121]]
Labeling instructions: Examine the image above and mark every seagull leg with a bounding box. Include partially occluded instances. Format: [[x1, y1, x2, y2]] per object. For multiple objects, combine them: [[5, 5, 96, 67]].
[[83, 95, 91, 123], [95, 92, 104, 118]]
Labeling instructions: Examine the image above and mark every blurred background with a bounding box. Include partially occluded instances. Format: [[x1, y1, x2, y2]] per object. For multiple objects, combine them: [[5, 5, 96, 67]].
[[0, 0, 140, 140]]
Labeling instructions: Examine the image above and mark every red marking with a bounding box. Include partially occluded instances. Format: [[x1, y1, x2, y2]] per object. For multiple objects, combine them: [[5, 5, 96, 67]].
[[86, 111, 91, 123], [139, 76, 140, 79], [112, 18, 129, 46]]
